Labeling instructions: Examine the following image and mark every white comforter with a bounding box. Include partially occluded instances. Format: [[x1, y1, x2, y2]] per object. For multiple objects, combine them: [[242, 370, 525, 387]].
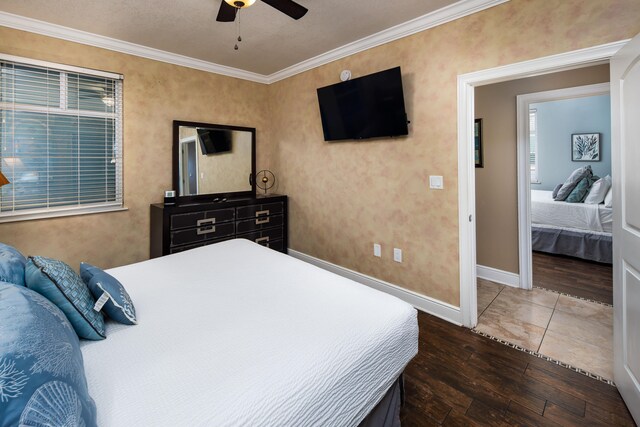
[[80, 239, 418, 427], [531, 190, 613, 233]]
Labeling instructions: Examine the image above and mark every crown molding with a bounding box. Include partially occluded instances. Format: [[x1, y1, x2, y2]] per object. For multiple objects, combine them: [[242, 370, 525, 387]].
[[0, 12, 270, 84], [265, 0, 510, 83], [0, 0, 509, 85]]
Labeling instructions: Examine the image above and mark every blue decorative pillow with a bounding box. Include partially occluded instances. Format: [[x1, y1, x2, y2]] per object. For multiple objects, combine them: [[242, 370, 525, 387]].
[[0, 282, 97, 426], [0, 243, 27, 286], [81, 262, 137, 325], [25, 256, 105, 340], [566, 176, 593, 203]]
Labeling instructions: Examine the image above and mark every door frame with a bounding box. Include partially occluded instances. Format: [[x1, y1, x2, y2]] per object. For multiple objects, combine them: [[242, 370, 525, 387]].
[[457, 40, 628, 328], [515, 83, 611, 292]]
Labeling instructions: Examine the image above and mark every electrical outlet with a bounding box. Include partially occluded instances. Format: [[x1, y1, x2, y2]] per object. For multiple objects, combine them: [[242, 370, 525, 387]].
[[373, 243, 381, 257], [393, 248, 402, 263]]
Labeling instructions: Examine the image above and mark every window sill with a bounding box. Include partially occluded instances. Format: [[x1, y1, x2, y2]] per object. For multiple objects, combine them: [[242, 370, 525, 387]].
[[0, 204, 128, 223]]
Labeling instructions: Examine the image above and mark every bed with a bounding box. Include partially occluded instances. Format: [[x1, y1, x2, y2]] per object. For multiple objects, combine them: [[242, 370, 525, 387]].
[[79, 239, 418, 426], [530, 190, 612, 263]]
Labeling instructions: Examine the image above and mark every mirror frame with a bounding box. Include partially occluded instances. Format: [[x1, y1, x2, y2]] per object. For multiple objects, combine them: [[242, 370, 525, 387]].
[[172, 120, 256, 204]]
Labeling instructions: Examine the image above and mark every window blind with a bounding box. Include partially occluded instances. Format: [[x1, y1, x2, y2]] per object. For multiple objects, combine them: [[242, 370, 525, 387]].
[[0, 56, 123, 220]]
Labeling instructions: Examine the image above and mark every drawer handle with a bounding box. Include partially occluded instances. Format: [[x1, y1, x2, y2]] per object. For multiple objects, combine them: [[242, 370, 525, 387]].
[[197, 218, 216, 226], [197, 225, 216, 235], [256, 216, 270, 225], [255, 236, 270, 244]]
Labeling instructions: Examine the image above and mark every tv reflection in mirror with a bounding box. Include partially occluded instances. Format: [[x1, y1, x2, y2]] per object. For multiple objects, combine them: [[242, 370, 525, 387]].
[[197, 129, 232, 155], [178, 125, 252, 197]]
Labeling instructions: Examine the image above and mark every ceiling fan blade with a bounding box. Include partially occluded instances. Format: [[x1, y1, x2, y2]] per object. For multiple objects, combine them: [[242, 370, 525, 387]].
[[261, 0, 308, 20], [216, 1, 237, 22]]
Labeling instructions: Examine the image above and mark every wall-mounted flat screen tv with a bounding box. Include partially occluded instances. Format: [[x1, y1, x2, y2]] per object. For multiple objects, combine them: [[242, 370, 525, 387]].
[[197, 129, 232, 155], [316, 66, 408, 141]]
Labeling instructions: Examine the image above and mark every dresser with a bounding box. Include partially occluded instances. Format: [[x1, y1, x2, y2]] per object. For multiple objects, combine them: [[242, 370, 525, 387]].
[[150, 195, 288, 258]]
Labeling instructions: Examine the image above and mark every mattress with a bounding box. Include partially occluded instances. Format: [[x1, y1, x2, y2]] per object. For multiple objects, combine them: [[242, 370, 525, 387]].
[[80, 239, 418, 427], [531, 190, 612, 233]]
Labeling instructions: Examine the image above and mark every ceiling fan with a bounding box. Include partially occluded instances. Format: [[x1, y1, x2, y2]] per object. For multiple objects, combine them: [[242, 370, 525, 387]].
[[216, 0, 308, 22]]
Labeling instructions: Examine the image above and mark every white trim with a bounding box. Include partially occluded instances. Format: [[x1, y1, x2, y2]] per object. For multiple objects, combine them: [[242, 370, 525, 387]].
[[0, 0, 508, 85], [0, 53, 123, 79], [288, 249, 462, 326], [0, 204, 128, 223], [476, 265, 520, 288], [0, 12, 269, 84], [267, 0, 509, 83], [515, 82, 610, 291], [457, 40, 626, 328]]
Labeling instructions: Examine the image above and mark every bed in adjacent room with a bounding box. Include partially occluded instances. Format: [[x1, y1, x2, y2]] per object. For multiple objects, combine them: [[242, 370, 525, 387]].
[[530, 189, 612, 263], [79, 239, 418, 426]]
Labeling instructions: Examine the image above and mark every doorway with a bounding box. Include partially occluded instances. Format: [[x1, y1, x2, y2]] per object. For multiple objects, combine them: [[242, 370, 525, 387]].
[[456, 40, 625, 327], [472, 77, 615, 381]]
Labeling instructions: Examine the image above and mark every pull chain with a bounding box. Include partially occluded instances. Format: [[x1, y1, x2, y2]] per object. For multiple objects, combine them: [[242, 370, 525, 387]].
[[234, 9, 242, 50]]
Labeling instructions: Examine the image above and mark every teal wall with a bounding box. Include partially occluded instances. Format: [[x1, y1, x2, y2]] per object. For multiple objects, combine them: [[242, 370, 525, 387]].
[[531, 94, 611, 191]]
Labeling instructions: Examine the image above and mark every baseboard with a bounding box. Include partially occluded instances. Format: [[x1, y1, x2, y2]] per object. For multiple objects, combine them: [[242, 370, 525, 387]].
[[476, 264, 520, 288], [288, 249, 462, 326]]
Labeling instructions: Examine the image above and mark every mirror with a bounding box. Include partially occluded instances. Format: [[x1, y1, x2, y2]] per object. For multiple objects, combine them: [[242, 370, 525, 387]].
[[173, 121, 256, 202]]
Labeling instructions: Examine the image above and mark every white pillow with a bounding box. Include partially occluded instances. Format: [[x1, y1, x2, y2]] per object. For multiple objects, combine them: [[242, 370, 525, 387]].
[[604, 185, 613, 208], [584, 175, 611, 204]]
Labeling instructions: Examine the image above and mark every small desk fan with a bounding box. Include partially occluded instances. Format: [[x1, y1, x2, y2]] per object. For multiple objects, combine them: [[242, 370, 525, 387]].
[[256, 169, 275, 195]]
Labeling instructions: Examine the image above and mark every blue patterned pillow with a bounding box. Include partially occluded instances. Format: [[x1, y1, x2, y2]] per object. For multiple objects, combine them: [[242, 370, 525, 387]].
[[81, 263, 137, 325], [0, 282, 97, 426], [25, 256, 105, 340], [0, 243, 27, 286]]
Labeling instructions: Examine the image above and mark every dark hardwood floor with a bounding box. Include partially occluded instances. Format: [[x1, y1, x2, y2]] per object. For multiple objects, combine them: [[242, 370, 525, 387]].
[[399, 311, 635, 426], [532, 251, 613, 304]]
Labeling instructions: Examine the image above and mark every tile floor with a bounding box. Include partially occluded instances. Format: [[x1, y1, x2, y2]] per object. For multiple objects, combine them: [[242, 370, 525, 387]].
[[476, 278, 613, 380]]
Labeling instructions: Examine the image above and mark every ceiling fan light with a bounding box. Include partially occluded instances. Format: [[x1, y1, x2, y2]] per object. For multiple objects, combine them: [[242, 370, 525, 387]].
[[224, 0, 256, 8]]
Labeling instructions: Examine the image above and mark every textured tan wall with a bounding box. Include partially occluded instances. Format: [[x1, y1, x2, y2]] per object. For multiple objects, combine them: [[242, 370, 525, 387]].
[[0, 26, 271, 269], [475, 65, 611, 274], [266, 0, 640, 305], [1, 0, 639, 307]]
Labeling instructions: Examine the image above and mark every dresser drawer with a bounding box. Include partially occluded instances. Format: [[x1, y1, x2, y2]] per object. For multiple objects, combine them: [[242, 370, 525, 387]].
[[170, 221, 235, 246], [236, 202, 283, 220], [236, 214, 283, 234], [170, 208, 235, 230], [237, 227, 283, 244]]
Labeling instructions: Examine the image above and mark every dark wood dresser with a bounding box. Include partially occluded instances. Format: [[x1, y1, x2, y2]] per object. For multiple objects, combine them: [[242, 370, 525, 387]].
[[150, 194, 288, 258]]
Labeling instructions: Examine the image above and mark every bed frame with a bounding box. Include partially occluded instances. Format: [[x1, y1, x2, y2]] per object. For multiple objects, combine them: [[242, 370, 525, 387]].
[[358, 376, 404, 427], [532, 225, 612, 264]]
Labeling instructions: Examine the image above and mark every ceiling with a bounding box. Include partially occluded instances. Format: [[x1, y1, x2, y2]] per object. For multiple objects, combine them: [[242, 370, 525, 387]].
[[0, 0, 474, 76]]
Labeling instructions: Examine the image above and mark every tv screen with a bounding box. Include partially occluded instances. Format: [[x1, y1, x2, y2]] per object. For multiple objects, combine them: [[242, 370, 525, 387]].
[[316, 67, 408, 141], [197, 129, 232, 155]]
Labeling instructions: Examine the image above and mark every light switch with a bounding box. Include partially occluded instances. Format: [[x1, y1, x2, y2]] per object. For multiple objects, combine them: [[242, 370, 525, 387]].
[[429, 175, 444, 190], [373, 243, 381, 257]]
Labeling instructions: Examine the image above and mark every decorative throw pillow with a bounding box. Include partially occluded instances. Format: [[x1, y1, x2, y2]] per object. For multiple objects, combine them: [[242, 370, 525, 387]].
[[80, 263, 137, 325], [0, 243, 27, 286], [584, 175, 612, 204], [0, 282, 97, 426], [604, 185, 613, 208], [554, 165, 593, 201], [551, 184, 563, 199], [25, 256, 105, 340], [565, 176, 593, 203]]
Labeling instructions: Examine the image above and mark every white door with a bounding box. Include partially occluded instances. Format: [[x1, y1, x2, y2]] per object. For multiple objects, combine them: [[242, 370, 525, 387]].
[[611, 32, 640, 424]]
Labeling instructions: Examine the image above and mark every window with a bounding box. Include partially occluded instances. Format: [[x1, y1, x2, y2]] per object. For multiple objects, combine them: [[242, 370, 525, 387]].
[[529, 108, 539, 184], [0, 55, 123, 221]]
